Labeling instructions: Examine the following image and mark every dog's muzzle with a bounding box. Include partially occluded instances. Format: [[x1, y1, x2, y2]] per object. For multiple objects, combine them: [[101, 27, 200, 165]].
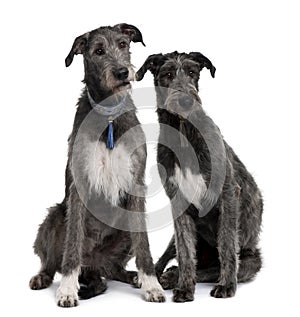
[[178, 95, 194, 109]]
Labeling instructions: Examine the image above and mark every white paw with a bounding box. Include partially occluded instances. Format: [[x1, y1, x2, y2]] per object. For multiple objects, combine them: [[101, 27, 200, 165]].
[[56, 287, 79, 307], [139, 272, 166, 302], [143, 286, 166, 302], [56, 270, 80, 308]]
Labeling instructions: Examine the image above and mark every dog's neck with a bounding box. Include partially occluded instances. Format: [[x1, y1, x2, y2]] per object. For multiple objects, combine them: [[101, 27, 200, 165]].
[[85, 87, 133, 149], [156, 106, 209, 150], [87, 88, 127, 118]]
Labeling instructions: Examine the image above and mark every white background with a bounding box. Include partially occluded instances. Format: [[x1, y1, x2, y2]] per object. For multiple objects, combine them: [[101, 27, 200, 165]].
[[0, 0, 299, 316]]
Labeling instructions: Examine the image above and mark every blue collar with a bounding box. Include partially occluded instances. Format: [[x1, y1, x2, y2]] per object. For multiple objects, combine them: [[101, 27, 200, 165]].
[[87, 89, 126, 118], [87, 89, 127, 149]]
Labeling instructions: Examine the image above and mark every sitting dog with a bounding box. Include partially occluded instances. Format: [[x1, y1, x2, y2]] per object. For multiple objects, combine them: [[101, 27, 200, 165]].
[[29, 24, 165, 307], [136, 51, 263, 302]]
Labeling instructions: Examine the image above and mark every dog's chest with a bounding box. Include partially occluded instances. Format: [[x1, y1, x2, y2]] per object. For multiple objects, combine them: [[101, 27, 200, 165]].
[[170, 164, 207, 208], [84, 141, 133, 205]]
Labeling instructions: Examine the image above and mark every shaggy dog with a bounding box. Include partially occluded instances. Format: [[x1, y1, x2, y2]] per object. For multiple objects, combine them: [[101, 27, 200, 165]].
[[29, 24, 165, 307], [136, 51, 263, 302]]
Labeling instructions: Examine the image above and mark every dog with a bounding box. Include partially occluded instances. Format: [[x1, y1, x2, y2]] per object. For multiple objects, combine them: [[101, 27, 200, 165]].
[[29, 23, 165, 307], [136, 51, 263, 302]]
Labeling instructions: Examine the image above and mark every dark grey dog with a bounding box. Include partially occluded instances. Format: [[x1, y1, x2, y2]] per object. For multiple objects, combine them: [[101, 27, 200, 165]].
[[29, 24, 165, 307], [136, 51, 263, 302]]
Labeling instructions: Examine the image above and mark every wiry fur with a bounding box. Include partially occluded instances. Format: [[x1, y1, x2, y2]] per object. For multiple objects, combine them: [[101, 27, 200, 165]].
[[137, 51, 263, 302], [29, 24, 165, 307]]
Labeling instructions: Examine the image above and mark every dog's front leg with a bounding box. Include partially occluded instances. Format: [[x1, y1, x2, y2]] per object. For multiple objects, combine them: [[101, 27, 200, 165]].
[[210, 183, 239, 298], [128, 196, 165, 302], [56, 184, 85, 307], [172, 204, 197, 302]]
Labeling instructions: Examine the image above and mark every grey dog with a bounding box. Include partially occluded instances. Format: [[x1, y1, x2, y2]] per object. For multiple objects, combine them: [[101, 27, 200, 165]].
[[29, 24, 165, 307], [136, 51, 263, 302]]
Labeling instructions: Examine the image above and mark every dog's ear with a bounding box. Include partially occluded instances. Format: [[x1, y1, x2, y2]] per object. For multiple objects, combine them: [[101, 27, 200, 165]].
[[136, 54, 166, 81], [189, 52, 216, 78], [114, 23, 145, 46], [65, 32, 90, 67]]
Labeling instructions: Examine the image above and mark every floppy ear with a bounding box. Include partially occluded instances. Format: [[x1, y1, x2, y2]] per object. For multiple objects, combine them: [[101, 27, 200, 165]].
[[136, 54, 166, 81], [189, 52, 216, 78], [65, 32, 90, 67], [114, 23, 145, 46]]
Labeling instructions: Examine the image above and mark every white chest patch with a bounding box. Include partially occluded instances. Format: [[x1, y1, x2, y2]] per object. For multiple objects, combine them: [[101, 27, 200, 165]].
[[84, 141, 133, 206], [170, 164, 207, 208]]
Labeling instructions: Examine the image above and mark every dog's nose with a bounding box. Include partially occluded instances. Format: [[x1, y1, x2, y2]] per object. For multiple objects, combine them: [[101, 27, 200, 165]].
[[179, 96, 194, 109], [113, 67, 129, 80]]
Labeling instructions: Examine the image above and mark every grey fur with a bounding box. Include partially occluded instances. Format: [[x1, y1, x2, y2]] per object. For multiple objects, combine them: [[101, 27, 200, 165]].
[[136, 51, 263, 301], [29, 24, 165, 307]]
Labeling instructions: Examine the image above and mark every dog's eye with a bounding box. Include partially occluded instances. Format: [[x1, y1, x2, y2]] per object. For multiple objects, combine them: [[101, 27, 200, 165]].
[[119, 41, 128, 49], [161, 72, 173, 80], [189, 70, 194, 76], [95, 48, 105, 56]]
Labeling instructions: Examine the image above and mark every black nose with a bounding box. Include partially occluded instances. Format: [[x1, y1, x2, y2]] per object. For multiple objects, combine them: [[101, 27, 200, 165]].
[[113, 67, 129, 80], [179, 96, 194, 109]]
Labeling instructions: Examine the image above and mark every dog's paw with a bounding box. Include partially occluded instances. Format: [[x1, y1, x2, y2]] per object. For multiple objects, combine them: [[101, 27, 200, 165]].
[[29, 274, 52, 290], [160, 275, 175, 290], [56, 288, 79, 307], [132, 275, 141, 288], [210, 283, 236, 298], [56, 293, 79, 308], [139, 273, 166, 302], [159, 269, 178, 290], [143, 287, 166, 302], [78, 278, 107, 300], [172, 287, 194, 302]]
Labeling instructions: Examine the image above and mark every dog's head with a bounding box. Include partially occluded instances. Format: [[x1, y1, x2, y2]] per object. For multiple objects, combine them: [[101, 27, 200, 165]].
[[136, 51, 215, 116], [65, 23, 145, 99]]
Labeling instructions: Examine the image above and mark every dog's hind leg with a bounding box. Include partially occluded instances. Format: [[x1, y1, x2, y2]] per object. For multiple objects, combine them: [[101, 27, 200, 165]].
[[159, 248, 262, 289], [197, 248, 262, 283], [159, 266, 179, 289], [155, 235, 176, 277], [78, 269, 107, 300], [237, 248, 262, 282], [158, 248, 262, 291], [29, 203, 66, 290], [112, 268, 138, 286], [29, 267, 56, 290], [159, 265, 218, 289]]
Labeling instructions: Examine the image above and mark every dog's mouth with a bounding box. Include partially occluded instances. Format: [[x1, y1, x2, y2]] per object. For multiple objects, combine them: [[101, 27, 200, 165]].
[[117, 80, 130, 88], [113, 80, 131, 92]]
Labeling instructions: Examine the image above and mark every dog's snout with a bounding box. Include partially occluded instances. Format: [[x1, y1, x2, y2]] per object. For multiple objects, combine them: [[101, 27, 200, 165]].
[[179, 95, 194, 109], [113, 67, 129, 80]]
